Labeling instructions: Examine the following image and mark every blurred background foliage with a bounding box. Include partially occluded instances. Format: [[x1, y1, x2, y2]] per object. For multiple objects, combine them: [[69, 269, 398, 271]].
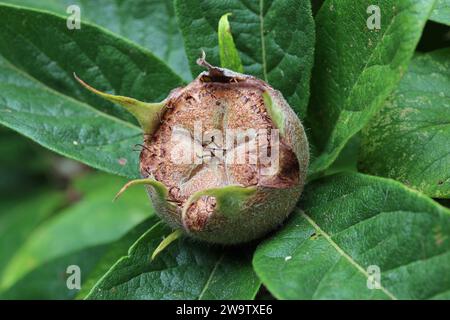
[[0, 126, 155, 299]]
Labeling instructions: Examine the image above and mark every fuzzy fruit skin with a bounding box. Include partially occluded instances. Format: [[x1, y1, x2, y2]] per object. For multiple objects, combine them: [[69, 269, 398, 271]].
[[140, 68, 309, 244]]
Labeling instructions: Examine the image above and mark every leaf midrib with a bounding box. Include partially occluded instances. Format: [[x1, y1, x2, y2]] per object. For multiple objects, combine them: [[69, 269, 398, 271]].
[[300, 211, 398, 300], [198, 253, 225, 300], [258, 0, 267, 81], [0, 56, 141, 131]]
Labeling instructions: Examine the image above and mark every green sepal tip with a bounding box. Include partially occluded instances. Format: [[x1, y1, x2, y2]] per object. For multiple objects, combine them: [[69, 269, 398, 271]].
[[74, 73, 165, 134], [114, 178, 169, 202], [262, 91, 285, 136], [151, 229, 183, 261], [218, 13, 244, 73]]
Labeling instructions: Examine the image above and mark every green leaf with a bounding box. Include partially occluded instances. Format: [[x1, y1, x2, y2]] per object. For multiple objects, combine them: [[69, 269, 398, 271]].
[[0, 191, 65, 279], [430, 0, 450, 25], [0, 4, 187, 177], [86, 221, 261, 300], [359, 49, 450, 199], [0, 56, 142, 178], [324, 134, 361, 176], [253, 173, 450, 300], [218, 13, 243, 72], [1, 0, 192, 80], [76, 216, 159, 299], [175, 0, 315, 118], [0, 4, 184, 122], [307, 0, 437, 176], [0, 173, 154, 298]]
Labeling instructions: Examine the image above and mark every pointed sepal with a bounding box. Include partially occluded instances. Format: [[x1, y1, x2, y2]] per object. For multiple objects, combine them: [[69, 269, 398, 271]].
[[74, 73, 165, 134], [262, 91, 286, 136], [151, 229, 183, 261], [114, 178, 169, 202], [218, 13, 243, 73]]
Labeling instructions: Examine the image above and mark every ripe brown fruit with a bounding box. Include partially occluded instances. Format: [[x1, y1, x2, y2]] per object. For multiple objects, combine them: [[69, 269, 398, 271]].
[[76, 55, 309, 244]]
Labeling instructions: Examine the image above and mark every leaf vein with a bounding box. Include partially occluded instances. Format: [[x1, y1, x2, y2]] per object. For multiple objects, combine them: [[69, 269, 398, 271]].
[[300, 211, 398, 300]]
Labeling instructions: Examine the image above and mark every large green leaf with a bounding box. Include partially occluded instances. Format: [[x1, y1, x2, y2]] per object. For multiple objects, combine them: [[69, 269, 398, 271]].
[[0, 56, 142, 178], [359, 49, 450, 199], [86, 221, 260, 300], [0, 0, 192, 80], [76, 216, 159, 299], [307, 0, 436, 176], [0, 173, 154, 298], [430, 0, 450, 25], [0, 4, 187, 177], [0, 4, 184, 121], [254, 173, 450, 300], [175, 0, 315, 118]]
